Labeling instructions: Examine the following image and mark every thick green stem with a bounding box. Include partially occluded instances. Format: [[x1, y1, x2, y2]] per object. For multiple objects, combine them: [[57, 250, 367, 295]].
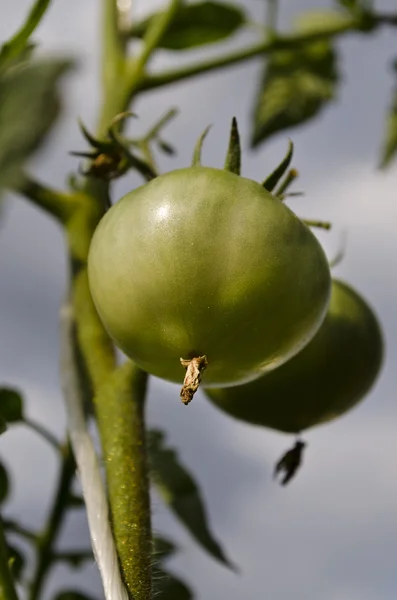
[[93, 362, 151, 600], [16, 175, 82, 223], [0, 518, 19, 600], [28, 444, 75, 600], [102, 0, 126, 101]]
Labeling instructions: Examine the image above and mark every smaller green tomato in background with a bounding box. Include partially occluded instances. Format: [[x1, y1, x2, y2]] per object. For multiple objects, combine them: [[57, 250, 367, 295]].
[[205, 279, 384, 434], [87, 166, 331, 389]]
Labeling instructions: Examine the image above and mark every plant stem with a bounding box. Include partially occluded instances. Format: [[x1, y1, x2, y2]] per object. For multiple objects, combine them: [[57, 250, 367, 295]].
[[93, 362, 151, 600], [16, 175, 82, 223], [23, 417, 61, 452], [138, 13, 387, 91], [129, 0, 182, 81], [60, 300, 128, 600], [102, 0, 127, 100], [0, 518, 19, 600], [266, 0, 278, 34], [2, 521, 37, 545], [28, 444, 75, 600]]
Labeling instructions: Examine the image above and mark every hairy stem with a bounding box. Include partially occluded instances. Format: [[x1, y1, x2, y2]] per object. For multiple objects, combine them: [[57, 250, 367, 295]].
[[0, 518, 19, 600], [28, 444, 75, 600], [93, 362, 151, 600], [60, 300, 128, 600]]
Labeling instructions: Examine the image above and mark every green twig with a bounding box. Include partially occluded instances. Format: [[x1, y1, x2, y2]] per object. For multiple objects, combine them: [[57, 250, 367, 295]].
[[2, 521, 37, 544], [0, 518, 19, 600], [129, 0, 182, 82], [28, 444, 75, 600], [138, 12, 396, 91], [15, 175, 82, 223], [0, 0, 52, 70], [23, 418, 61, 452]]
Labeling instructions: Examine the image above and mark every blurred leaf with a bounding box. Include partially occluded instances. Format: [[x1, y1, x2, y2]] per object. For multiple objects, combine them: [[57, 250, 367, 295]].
[[7, 544, 25, 581], [0, 388, 24, 423], [0, 0, 52, 72], [153, 535, 177, 561], [379, 80, 397, 168], [0, 59, 72, 190], [53, 592, 97, 600], [129, 1, 246, 50], [0, 415, 6, 435], [251, 13, 340, 147], [148, 429, 235, 570], [154, 567, 193, 600], [0, 461, 10, 504]]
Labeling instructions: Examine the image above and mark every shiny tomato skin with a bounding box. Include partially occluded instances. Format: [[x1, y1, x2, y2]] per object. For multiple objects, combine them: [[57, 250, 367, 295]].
[[205, 279, 383, 432], [88, 166, 331, 386]]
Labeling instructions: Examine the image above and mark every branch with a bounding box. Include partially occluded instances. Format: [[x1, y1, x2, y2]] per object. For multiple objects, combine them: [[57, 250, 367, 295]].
[[15, 175, 82, 223], [138, 12, 396, 92], [129, 0, 182, 83], [23, 417, 61, 452]]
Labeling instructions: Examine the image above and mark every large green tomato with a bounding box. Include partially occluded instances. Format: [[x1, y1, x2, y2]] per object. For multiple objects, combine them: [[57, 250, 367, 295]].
[[205, 279, 383, 432], [88, 166, 331, 387]]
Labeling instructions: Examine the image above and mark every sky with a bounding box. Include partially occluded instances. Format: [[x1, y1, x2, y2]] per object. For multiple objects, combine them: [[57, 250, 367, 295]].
[[0, 1, 396, 599]]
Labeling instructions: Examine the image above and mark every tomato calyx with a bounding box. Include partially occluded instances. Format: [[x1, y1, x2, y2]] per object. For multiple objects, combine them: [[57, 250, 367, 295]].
[[180, 355, 208, 405], [71, 112, 157, 182], [274, 437, 307, 486]]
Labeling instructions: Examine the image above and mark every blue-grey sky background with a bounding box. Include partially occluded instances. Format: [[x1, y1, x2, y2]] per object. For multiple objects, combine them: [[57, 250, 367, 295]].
[[0, 1, 396, 599]]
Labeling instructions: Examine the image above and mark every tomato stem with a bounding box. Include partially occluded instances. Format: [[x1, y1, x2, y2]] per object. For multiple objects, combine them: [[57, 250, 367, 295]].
[[180, 356, 208, 405]]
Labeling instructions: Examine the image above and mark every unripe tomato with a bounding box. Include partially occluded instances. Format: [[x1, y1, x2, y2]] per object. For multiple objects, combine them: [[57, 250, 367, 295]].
[[88, 166, 331, 387], [205, 279, 383, 432]]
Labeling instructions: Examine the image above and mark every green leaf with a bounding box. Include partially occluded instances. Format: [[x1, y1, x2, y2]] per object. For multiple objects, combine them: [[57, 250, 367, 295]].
[[148, 430, 235, 570], [0, 0, 52, 72], [251, 14, 339, 147], [7, 544, 25, 581], [0, 415, 6, 436], [379, 81, 397, 169], [0, 389, 24, 423], [153, 567, 193, 600], [0, 461, 10, 504], [0, 59, 72, 190], [129, 1, 246, 50]]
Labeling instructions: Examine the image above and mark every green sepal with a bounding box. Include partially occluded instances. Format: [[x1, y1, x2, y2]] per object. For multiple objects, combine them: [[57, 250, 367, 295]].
[[224, 117, 241, 175]]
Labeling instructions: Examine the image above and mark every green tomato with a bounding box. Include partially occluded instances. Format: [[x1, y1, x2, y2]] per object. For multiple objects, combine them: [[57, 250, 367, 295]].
[[88, 166, 331, 386], [205, 279, 383, 432]]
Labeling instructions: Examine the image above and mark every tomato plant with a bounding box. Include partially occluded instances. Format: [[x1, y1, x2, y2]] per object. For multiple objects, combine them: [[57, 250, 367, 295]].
[[205, 279, 384, 434], [0, 0, 395, 599]]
